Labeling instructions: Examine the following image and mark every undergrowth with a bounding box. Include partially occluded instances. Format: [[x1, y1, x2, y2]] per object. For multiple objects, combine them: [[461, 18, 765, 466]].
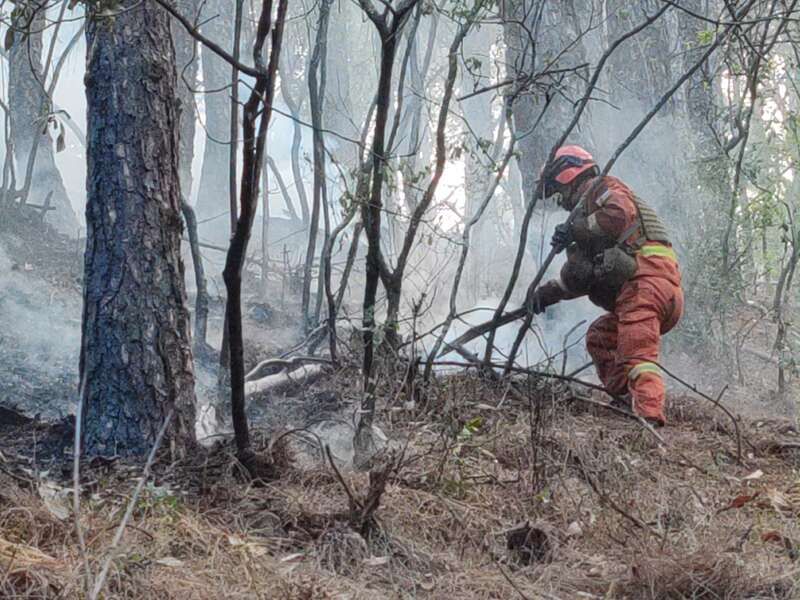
[[1, 369, 799, 599]]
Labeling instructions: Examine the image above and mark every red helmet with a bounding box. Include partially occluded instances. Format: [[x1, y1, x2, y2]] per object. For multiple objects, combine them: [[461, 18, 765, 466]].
[[551, 145, 596, 185]]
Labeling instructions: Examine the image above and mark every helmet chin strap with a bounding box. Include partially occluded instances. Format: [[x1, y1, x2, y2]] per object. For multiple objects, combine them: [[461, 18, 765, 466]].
[[560, 190, 581, 211]]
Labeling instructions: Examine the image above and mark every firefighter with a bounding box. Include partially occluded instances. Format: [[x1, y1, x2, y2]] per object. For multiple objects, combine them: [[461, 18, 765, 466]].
[[525, 145, 683, 426]]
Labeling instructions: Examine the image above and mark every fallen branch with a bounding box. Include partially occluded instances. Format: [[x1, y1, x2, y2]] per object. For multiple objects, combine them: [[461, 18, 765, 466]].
[[244, 364, 324, 398], [72, 373, 91, 593], [436, 307, 527, 355], [245, 355, 332, 382]]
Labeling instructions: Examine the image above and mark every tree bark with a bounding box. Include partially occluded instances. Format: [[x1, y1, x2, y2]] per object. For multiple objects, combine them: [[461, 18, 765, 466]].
[[221, 0, 287, 464], [503, 0, 589, 208], [81, 0, 196, 457]]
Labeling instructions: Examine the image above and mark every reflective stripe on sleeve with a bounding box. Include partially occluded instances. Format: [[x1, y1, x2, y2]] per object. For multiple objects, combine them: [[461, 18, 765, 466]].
[[639, 244, 677, 261], [628, 362, 661, 381], [596, 189, 612, 207]]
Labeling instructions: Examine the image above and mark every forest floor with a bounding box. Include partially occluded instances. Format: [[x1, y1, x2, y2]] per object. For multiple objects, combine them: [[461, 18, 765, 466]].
[[2, 371, 800, 599], [2, 211, 800, 598]]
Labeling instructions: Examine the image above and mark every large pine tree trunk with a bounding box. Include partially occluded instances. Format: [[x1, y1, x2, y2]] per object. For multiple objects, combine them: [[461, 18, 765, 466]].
[[81, 0, 196, 457], [9, 2, 78, 235], [195, 0, 233, 225]]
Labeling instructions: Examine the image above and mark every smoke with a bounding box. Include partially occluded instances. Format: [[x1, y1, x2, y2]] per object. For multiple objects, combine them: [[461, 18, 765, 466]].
[[429, 209, 603, 373], [0, 245, 80, 419]]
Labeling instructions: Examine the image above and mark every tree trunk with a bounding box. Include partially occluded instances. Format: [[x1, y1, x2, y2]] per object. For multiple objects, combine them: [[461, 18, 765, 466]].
[[174, 0, 199, 199], [301, 0, 333, 332], [9, 2, 78, 234], [195, 0, 233, 225], [503, 0, 588, 207], [461, 24, 495, 301], [222, 0, 287, 465], [81, 0, 196, 456], [173, 0, 210, 353]]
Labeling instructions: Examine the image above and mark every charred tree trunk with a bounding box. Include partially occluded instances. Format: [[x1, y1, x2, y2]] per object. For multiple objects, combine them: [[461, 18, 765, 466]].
[[356, 4, 409, 457], [81, 0, 196, 456], [9, 2, 78, 234], [222, 0, 287, 465], [182, 201, 211, 354]]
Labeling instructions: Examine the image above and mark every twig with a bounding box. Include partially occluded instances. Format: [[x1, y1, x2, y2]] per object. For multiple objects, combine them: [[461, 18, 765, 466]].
[[325, 444, 361, 511], [567, 361, 593, 378], [433, 359, 666, 444], [72, 372, 92, 593], [89, 409, 174, 600], [506, 380, 665, 446], [654, 362, 743, 464], [576, 456, 656, 537], [495, 562, 533, 600]]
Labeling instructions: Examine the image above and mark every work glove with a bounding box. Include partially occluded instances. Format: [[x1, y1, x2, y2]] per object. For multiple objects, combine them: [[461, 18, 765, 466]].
[[525, 284, 546, 315], [551, 222, 574, 251], [524, 280, 564, 315]]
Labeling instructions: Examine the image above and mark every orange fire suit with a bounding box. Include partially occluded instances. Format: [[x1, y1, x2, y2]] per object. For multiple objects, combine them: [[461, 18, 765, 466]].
[[537, 176, 684, 424]]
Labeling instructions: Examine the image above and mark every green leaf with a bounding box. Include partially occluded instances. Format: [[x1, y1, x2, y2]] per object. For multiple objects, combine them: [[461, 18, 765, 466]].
[[697, 29, 714, 45], [458, 416, 483, 440]]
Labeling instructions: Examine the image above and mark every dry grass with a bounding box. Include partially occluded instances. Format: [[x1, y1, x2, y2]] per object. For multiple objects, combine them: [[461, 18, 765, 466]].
[[2, 372, 800, 599]]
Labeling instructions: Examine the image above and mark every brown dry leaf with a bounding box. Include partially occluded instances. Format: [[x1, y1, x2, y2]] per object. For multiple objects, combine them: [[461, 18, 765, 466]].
[[718, 492, 759, 513], [762, 531, 784, 544], [761, 530, 798, 560]]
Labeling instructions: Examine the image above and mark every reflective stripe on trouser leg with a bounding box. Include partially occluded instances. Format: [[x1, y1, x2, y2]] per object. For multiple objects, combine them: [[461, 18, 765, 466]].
[[628, 362, 660, 381], [616, 285, 666, 423]]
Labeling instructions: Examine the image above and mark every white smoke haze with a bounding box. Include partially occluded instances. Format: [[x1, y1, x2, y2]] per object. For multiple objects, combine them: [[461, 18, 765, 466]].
[[0, 0, 793, 431], [0, 244, 80, 419]]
